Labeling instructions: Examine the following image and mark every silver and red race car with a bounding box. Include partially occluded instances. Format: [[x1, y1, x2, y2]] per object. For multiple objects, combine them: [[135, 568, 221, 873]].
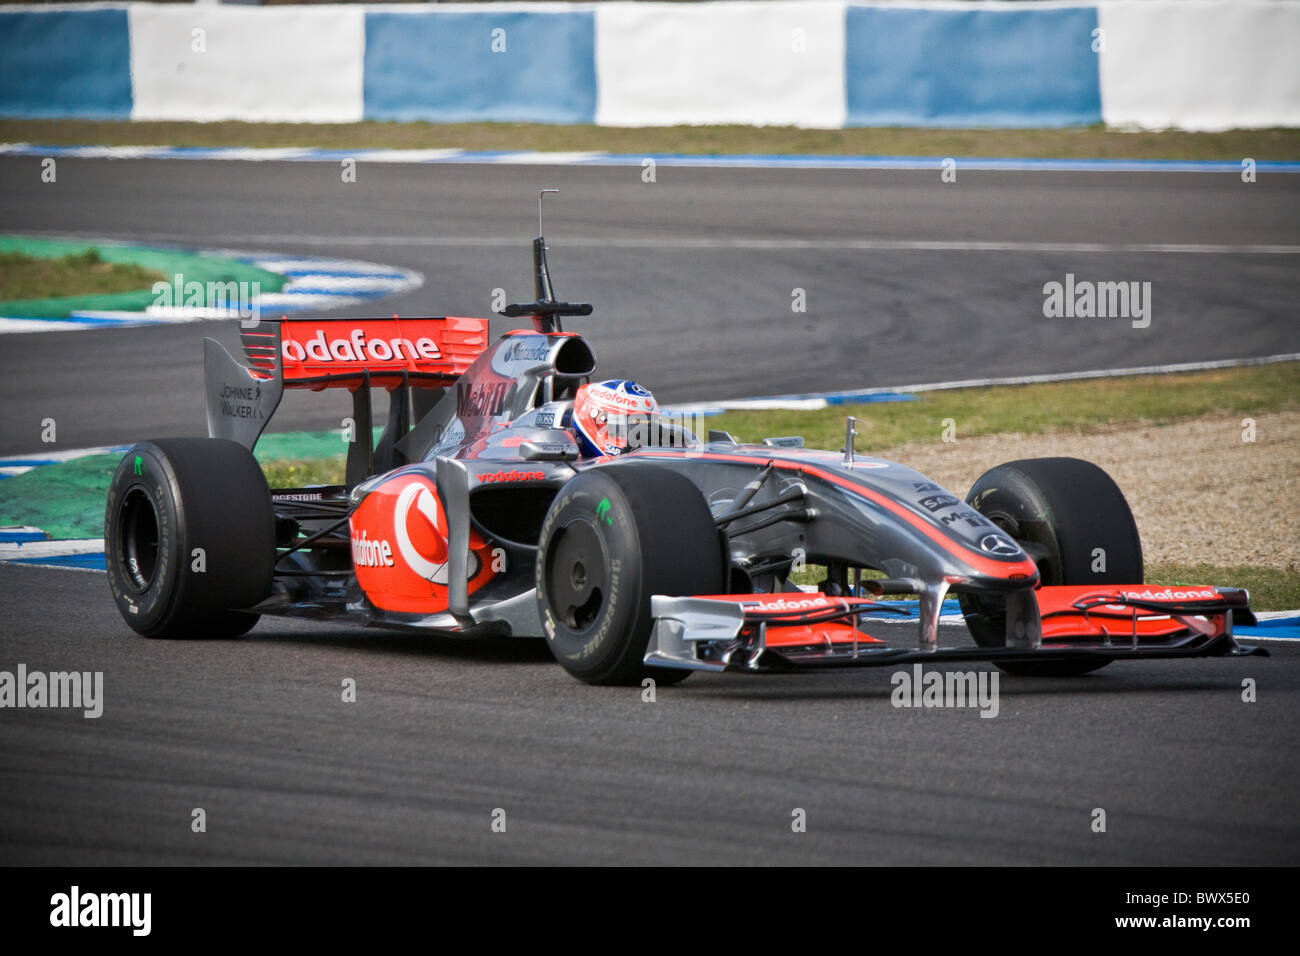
[[104, 210, 1265, 684]]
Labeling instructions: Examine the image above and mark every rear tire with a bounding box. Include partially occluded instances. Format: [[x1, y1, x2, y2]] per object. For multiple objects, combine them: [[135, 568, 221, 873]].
[[958, 457, 1142, 676], [535, 463, 726, 685], [105, 438, 274, 639]]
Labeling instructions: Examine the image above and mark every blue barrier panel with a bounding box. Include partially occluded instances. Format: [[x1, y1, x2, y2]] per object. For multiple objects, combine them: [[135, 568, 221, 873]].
[[364, 11, 597, 124], [0, 10, 132, 119], [845, 5, 1102, 127]]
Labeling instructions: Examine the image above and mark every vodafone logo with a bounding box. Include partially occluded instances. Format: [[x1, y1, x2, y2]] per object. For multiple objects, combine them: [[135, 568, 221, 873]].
[[281, 328, 442, 365], [478, 469, 545, 484], [1121, 587, 1219, 603], [351, 530, 393, 567], [393, 482, 448, 583], [592, 388, 654, 411], [349, 473, 497, 613], [743, 596, 832, 612], [392, 482, 479, 584]]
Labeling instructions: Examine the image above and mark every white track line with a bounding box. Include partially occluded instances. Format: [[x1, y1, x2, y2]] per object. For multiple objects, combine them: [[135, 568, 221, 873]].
[[847, 352, 1300, 396], [2, 144, 1299, 174]]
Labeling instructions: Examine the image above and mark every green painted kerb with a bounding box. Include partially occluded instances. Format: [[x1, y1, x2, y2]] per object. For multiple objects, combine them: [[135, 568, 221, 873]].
[[0, 454, 118, 541], [0, 429, 380, 541], [0, 236, 287, 319]]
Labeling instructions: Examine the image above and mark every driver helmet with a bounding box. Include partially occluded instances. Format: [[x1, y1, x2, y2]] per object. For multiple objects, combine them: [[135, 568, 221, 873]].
[[572, 379, 660, 457]]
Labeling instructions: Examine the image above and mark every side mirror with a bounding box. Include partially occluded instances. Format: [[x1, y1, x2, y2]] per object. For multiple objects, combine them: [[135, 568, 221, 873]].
[[520, 439, 579, 462]]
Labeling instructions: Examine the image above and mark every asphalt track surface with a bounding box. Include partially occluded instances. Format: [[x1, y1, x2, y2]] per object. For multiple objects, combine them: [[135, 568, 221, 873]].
[[1, 159, 1298, 864], [2, 563, 1296, 865], [1, 158, 1297, 453]]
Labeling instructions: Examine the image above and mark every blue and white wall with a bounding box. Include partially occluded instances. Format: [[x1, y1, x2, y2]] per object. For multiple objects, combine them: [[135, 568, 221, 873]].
[[1, 1, 1297, 131]]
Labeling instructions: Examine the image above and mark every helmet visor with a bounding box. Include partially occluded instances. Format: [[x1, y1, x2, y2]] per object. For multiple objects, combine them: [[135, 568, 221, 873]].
[[604, 411, 660, 450]]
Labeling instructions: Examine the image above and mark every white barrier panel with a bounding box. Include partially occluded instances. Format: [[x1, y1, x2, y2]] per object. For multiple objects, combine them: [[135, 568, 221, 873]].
[[129, 6, 364, 123], [1098, 0, 1300, 131], [595, 0, 846, 128]]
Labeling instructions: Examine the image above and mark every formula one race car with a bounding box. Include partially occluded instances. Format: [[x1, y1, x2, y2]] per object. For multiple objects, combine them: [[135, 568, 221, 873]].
[[104, 203, 1265, 684]]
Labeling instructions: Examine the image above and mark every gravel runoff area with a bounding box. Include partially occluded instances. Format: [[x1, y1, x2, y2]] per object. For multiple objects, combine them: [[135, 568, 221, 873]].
[[874, 411, 1299, 569]]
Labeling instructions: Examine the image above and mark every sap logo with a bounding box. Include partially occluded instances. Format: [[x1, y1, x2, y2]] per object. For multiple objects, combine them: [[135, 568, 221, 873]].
[[457, 381, 509, 418], [919, 494, 960, 513], [478, 470, 546, 484]]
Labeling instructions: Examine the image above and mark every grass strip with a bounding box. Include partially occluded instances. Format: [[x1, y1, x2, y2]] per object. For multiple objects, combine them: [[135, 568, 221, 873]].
[[708, 364, 1300, 452], [4, 119, 1298, 161], [0, 249, 165, 301]]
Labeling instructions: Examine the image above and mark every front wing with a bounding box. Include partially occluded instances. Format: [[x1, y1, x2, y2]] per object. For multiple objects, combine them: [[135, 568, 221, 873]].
[[644, 587, 1266, 673]]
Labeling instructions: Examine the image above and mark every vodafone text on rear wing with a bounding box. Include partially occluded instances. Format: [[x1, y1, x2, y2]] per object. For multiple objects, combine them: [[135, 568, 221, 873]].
[[203, 316, 490, 482]]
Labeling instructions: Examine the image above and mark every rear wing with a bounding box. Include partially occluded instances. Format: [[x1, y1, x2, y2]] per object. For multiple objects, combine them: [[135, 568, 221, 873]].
[[203, 316, 490, 459], [242, 316, 488, 391]]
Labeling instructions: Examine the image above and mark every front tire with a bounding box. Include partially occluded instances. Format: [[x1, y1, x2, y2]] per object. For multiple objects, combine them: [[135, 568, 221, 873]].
[[105, 438, 274, 639], [535, 463, 727, 685], [959, 457, 1143, 676]]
